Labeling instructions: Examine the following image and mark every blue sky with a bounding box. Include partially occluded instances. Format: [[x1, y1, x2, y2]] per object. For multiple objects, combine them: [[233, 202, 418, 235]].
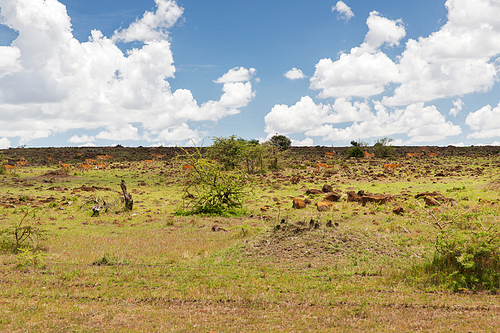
[[0, 0, 499, 148]]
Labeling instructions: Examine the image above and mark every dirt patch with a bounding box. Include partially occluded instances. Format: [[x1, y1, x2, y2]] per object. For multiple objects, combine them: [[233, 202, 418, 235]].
[[36, 169, 75, 179]]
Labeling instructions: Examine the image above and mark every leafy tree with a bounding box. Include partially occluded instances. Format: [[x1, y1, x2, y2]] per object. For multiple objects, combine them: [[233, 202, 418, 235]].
[[269, 134, 292, 151], [178, 147, 250, 216], [347, 139, 365, 158], [208, 135, 246, 170], [373, 137, 393, 158]]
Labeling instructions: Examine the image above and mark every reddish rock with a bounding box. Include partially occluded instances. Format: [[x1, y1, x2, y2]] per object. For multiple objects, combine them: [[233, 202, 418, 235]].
[[393, 206, 404, 215], [322, 184, 333, 193], [324, 193, 341, 202], [316, 201, 333, 211], [292, 198, 307, 209], [306, 189, 324, 195]]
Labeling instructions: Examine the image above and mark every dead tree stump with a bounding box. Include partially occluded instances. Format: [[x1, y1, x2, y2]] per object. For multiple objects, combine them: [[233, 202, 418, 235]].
[[120, 180, 133, 211]]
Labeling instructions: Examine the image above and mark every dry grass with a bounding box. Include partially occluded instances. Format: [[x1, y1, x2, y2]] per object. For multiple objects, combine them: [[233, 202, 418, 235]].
[[1, 152, 500, 331]]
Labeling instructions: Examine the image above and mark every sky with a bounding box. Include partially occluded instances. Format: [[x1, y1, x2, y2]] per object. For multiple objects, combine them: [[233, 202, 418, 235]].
[[0, 0, 500, 148]]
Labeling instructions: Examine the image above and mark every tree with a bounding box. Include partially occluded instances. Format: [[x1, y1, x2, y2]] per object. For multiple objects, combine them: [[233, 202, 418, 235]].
[[347, 139, 365, 158], [208, 135, 246, 170], [373, 137, 394, 158], [178, 146, 250, 215], [269, 135, 292, 151]]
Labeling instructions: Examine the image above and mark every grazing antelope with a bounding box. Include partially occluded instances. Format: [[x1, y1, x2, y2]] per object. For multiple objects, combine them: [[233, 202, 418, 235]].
[[143, 160, 154, 167], [383, 163, 400, 174], [48, 156, 55, 164], [96, 163, 107, 170], [3, 165, 15, 173], [428, 152, 439, 157], [364, 151, 374, 159], [406, 153, 415, 158], [86, 159, 97, 165], [15, 160, 27, 167], [324, 151, 335, 158], [316, 163, 334, 172], [59, 161, 71, 172], [79, 164, 92, 172], [182, 164, 194, 172]]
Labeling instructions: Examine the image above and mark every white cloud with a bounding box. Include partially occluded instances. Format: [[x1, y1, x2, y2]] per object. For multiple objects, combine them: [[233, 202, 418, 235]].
[[332, 1, 354, 21], [112, 0, 184, 43], [292, 137, 314, 146], [284, 68, 306, 80], [264, 97, 461, 143], [68, 134, 95, 144], [0, 137, 11, 149], [450, 98, 464, 116], [310, 11, 404, 98], [465, 102, 500, 138], [214, 67, 256, 83], [0, 0, 255, 145], [383, 0, 500, 106]]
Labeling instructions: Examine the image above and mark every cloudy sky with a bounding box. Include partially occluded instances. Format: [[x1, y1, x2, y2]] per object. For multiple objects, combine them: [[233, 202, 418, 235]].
[[0, 0, 500, 148]]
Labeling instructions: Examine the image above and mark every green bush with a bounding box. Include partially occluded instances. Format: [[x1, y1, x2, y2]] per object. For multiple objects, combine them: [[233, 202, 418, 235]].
[[424, 228, 500, 291], [347, 147, 364, 158], [178, 147, 251, 216]]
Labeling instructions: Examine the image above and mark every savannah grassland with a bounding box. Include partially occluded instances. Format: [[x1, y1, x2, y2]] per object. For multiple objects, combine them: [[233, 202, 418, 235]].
[[1, 145, 500, 332]]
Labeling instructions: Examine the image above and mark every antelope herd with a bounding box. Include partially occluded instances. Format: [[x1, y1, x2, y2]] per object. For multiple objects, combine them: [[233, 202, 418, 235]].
[[3, 148, 442, 177]]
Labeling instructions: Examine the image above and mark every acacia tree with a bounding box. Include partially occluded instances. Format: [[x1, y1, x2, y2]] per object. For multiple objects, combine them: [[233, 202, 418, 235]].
[[208, 135, 246, 170], [179, 145, 250, 215]]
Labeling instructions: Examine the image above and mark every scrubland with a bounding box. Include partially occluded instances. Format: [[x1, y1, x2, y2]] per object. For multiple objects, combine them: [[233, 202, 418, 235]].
[[1, 146, 500, 332]]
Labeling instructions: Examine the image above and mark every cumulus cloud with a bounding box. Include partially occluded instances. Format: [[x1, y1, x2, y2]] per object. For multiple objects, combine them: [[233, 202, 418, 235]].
[[269, 0, 500, 144], [0, 137, 11, 149], [310, 11, 404, 98], [332, 1, 354, 21], [68, 134, 95, 144], [112, 0, 184, 43], [284, 68, 306, 80], [0, 0, 256, 145], [265, 97, 461, 144], [465, 102, 500, 138], [450, 99, 464, 117]]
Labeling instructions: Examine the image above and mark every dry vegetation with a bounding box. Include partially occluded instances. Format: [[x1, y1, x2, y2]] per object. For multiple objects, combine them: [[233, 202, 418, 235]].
[[1, 145, 500, 332]]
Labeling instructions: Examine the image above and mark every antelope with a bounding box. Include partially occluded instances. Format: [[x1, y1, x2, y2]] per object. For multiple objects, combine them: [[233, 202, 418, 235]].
[[182, 164, 194, 172], [59, 161, 71, 172], [364, 151, 374, 159], [48, 156, 54, 163], [324, 151, 335, 158], [86, 159, 97, 165], [15, 160, 27, 167], [406, 153, 415, 158], [4, 165, 15, 173], [143, 160, 154, 167], [428, 152, 439, 157], [96, 163, 107, 170], [316, 163, 334, 172], [383, 163, 400, 174], [79, 164, 92, 172]]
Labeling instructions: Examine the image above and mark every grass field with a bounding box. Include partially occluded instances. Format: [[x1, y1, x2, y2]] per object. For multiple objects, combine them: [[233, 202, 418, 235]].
[[1, 147, 500, 332]]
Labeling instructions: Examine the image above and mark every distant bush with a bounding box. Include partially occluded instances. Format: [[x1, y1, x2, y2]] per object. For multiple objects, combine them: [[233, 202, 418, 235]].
[[347, 147, 364, 158], [373, 137, 393, 158]]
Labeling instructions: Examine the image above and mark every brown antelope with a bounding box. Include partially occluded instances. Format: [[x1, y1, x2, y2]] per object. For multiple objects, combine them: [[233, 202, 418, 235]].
[[96, 163, 107, 170], [143, 160, 154, 167], [364, 151, 374, 159], [406, 153, 415, 158], [316, 163, 334, 172], [79, 164, 92, 172], [383, 163, 400, 174], [324, 151, 335, 158], [59, 161, 71, 172], [182, 164, 194, 172], [86, 159, 97, 165], [48, 156, 55, 163], [428, 152, 439, 157], [4, 165, 15, 173]]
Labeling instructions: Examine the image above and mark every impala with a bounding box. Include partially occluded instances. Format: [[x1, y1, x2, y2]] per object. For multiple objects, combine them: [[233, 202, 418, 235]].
[[59, 161, 71, 171], [383, 163, 400, 174], [86, 159, 97, 165], [182, 164, 194, 171], [324, 151, 335, 158], [96, 163, 107, 170], [364, 152, 374, 158], [428, 152, 439, 157], [79, 164, 92, 172], [4, 165, 15, 172]]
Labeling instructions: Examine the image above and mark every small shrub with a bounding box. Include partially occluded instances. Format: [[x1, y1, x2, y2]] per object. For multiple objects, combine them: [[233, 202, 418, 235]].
[[16, 247, 47, 270], [0, 209, 49, 253], [347, 147, 364, 158]]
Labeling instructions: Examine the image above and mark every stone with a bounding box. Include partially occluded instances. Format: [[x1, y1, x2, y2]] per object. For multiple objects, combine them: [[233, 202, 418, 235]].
[[322, 184, 333, 193], [316, 201, 333, 211], [292, 198, 307, 209], [324, 193, 341, 202]]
